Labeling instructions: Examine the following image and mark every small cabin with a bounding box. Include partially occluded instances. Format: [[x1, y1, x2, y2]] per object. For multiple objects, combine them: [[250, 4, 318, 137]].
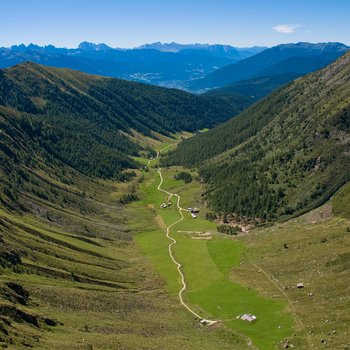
[[296, 282, 304, 289], [160, 203, 167, 208], [191, 213, 197, 219], [240, 314, 257, 322]]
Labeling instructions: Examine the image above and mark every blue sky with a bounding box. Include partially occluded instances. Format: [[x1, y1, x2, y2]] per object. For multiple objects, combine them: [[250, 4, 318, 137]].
[[1, 0, 349, 48]]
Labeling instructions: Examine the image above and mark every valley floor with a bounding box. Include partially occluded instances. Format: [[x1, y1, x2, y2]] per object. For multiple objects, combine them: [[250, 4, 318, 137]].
[[132, 145, 297, 350], [132, 141, 350, 350]]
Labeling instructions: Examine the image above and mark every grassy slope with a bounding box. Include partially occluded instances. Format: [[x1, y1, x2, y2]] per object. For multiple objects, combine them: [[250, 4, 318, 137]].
[[332, 181, 350, 219], [3, 131, 348, 349], [0, 146, 250, 349], [236, 199, 350, 349]]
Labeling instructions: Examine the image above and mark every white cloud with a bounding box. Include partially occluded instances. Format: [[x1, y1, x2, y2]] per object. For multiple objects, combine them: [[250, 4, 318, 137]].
[[272, 24, 301, 34]]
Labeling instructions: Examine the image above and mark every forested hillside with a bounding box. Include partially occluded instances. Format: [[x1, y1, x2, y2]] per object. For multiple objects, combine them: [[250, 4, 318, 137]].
[[164, 51, 350, 220], [0, 62, 245, 182]]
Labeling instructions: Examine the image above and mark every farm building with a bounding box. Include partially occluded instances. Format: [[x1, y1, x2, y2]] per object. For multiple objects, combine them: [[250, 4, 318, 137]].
[[191, 213, 197, 219]]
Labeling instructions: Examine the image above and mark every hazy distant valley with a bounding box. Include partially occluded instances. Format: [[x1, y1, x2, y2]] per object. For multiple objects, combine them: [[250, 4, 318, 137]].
[[0, 42, 265, 89]]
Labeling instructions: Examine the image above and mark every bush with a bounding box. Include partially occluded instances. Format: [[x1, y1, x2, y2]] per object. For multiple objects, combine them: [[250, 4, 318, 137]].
[[119, 193, 139, 204], [217, 225, 242, 235], [174, 171, 192, 184], [205, 212, 217, 221]]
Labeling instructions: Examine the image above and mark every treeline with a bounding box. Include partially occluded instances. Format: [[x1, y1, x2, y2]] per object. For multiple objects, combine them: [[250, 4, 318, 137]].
[[217, 225, 242, 235]]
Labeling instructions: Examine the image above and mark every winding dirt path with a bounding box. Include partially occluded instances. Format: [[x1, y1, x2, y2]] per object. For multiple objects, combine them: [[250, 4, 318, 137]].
[[147, 145, 259, 348], [158, 168, 260, 346], [157, 170, 211, 320], [148, 145, 216, 323]]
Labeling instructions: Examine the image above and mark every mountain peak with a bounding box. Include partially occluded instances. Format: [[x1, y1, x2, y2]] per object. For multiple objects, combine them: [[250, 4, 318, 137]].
[[275, 42, 349, 51], [78, 41, 112, 51]]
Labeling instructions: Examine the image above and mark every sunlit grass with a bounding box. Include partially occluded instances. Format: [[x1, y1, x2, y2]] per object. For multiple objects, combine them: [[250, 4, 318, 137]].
[[134, 151, 295, 350]]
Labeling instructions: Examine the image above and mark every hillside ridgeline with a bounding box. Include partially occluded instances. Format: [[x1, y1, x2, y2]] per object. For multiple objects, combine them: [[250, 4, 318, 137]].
[[189, 42, 349, 91], [164, 51, 350, 220]]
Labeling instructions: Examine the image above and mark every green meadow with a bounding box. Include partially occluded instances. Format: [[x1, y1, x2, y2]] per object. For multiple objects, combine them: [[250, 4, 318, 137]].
[[133, 153, 298, 350]]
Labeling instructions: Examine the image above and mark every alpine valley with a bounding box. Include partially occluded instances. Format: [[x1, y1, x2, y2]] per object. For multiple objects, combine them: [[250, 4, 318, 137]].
[[0, 33, 350, 350]]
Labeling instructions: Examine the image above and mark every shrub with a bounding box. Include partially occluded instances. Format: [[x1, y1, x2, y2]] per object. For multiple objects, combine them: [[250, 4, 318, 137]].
[[119, 193, 139, 204], [217, 225, 242, 235], [205, 211, 217, 221], [174, 171, 192, 184]]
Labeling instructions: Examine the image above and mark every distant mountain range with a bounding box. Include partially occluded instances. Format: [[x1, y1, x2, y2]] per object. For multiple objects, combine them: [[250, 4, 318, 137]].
[[0, 42, 263, 89], [2, 42, 348, 100], [188, 42, 350, 92], [136, 42, 266, 59]]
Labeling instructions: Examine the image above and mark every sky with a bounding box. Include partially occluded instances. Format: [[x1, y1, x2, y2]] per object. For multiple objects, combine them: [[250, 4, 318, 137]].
[[1, 0, 350, 48]]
